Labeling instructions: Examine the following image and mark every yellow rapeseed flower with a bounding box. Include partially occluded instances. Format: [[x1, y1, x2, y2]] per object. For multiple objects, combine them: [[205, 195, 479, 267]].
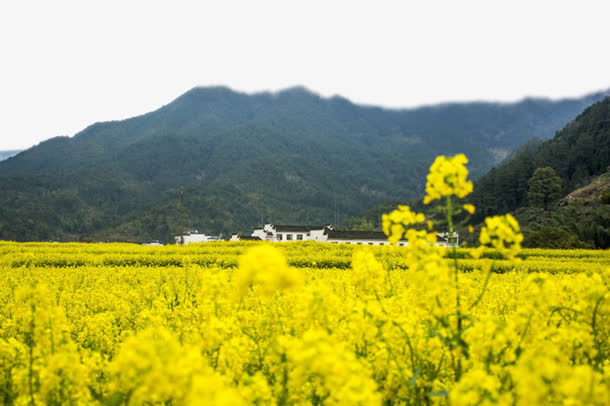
[[381, 205, 425, 243], [351, 249, 385, 297], [478, 214, 523, 260], [234, 245, 302, 297], [463, 204, 476, 215], [423, 154, 473, 204]]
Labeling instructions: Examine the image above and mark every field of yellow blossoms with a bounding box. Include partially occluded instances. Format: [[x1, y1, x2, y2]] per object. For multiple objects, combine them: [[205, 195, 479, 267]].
[[1, 154, 609, 405]]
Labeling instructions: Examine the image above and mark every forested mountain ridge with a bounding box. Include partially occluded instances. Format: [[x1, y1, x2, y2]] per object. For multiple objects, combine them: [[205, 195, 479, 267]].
[[471, 97, 610, 218], [0, 86, 608, 242], [469, 97, 610, 248]]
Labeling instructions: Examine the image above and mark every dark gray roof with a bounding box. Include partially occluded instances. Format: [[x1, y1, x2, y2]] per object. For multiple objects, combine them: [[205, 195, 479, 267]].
[[327, 230, 390, 241], [328, 230, 454, 242], [327, 230, 454, 243], [273, 225, 328, 232]]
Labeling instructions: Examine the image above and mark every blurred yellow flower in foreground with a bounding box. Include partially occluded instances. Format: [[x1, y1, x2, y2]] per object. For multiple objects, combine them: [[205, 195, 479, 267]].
[[234, 245, 302, 297], [424, 154, 473, 204], [381, 205, 425, 243]]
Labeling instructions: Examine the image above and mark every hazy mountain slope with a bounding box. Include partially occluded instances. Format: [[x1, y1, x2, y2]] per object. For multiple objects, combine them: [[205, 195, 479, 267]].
[[0, 86, 608, 242]]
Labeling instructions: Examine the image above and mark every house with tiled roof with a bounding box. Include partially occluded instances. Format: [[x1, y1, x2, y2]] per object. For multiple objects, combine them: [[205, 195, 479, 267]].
[[249, 224, 333, 242], [239, 223, 458, 247]]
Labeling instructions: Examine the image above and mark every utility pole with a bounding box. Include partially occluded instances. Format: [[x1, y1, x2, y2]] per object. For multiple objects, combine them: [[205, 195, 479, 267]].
[[179, 186, 184, 245], [260, 191, 264, 226], [36, 205, 42, 241], [334, 196, 338, 226]]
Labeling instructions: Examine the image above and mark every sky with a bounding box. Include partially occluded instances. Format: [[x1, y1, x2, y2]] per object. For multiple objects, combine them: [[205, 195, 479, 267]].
[[1, 0, 609, 150]]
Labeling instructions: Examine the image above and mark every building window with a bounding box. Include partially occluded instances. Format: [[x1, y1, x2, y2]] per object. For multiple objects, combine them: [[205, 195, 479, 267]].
[[368, 242, 374, 245], [277, 234, 283, 241], [287, 234, 293, 241], [296, 234, 303, 240]]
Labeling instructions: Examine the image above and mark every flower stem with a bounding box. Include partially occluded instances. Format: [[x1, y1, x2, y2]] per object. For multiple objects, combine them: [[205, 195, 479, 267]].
[[446, 196, 462, 380]]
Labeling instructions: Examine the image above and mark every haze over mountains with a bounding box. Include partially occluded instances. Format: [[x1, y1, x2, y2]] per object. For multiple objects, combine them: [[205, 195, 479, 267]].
[[0, 150, 22, 162], [1, 86, 609, 242]]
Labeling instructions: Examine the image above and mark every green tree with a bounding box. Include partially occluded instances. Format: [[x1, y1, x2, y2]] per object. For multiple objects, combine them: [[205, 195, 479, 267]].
[[523, 226, 592, 249], [344, 217, 377, 231], [602, 189, 610, 205], [527, 167, 562, 209]]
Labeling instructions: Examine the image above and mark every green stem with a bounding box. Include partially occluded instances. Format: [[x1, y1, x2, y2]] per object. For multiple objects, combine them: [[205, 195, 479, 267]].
[[468, 264, 493, 311], [278, 353, 289, 406], [446, 196, 462, 380], [591, 293, 606, 371], [28, 304, 35, 406]]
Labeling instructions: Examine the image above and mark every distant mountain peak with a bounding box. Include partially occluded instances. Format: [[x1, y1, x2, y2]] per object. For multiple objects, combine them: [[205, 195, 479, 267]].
[[173, 85, 245, 102], [178, 85, 319, 101], [274, 85, 317, 96]]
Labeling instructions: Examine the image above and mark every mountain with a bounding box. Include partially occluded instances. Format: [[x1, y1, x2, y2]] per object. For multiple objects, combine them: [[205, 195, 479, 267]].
[[0, 150, 22, 162], [1, 86, 608, 242], [469, 97, 610, 248]]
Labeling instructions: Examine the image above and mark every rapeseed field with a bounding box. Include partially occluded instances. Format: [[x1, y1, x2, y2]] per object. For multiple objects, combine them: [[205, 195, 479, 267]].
[[0, 155, 608, 405]]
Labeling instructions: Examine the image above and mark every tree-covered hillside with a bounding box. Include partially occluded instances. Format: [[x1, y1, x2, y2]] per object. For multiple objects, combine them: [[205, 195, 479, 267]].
[[0, 86, 608, 242], [468, 97, 610, 248], [471, 97, 610, 217]]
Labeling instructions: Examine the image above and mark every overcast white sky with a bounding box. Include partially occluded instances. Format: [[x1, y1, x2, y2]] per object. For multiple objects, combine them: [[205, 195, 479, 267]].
[[1, 0, 609, 150]]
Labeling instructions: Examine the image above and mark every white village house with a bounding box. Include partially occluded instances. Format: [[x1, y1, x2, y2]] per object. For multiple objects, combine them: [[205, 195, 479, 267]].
[[232, 224, 458, 247], [245, 224, 333, 242], [175, 230, 222, 244]]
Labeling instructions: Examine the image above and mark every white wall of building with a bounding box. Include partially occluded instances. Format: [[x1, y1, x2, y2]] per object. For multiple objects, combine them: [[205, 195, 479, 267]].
[[251, 225, 273, 241], [309, 228, 328, 241], [175, 234, 220, 244], [325, 238, 397, 246], [274, 231, 308, 241], [251, 224, 331, 242]]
